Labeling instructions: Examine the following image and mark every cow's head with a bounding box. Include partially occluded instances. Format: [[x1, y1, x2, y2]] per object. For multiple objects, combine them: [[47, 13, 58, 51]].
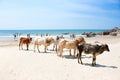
[[30, 38, 32, 41], [76, 37, 86, 44], [102, 44, 110, 52], [56, 35, 64, 41], [29, 38, 32, 43]]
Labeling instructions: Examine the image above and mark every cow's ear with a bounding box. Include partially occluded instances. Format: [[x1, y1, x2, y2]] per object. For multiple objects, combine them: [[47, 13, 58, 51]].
[[103, 44, 107, 47], [105, 44, 109, 48], [105, 44, 108, 46]]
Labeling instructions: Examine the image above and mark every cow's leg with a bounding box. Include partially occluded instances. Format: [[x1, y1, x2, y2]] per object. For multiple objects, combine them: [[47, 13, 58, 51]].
[[45, 46, 47, 53], [57, 46, 62, 56], [55, 44, 57, 52], [57, 47, 60, 56], [21, 43, 23, 50], [37, 45, 40, 53], [69, 49, 71, 56], [78, 50, 83, 64], [92, 53, 96, 66], [59, 48, 63, 57], [34, 44, 36, 52], [52, 44, 55, 51], [26, 44, 29, 50], [74, 48, 76, 57]]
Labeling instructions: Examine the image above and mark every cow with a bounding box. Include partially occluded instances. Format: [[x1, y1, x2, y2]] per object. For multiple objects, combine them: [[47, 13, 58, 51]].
[[34, 36, 63, 53], [77, 43, 110, 66], [50, 35, 64, 51], [57, 37, 85, 57], [19, 37, 32, 50]]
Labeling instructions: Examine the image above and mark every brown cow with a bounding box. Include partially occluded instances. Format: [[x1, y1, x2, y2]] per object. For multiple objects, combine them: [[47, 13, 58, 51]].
[[19, 37, 32, 50], [57, 37, 85, 57]]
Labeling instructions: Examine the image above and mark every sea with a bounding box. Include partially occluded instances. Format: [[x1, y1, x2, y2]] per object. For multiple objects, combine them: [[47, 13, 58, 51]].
[[0, 29, 106, 40]]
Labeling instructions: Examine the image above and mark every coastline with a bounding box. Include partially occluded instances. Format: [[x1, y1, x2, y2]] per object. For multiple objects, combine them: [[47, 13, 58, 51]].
[[1, 34, 120, 47], [0, 29, 106, 40]]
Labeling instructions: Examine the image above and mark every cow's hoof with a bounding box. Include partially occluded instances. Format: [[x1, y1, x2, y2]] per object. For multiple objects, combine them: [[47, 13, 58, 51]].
[[92, 63, 96, 66]]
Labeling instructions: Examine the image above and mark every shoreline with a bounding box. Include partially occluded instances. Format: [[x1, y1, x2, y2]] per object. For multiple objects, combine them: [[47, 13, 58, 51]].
[[0, 27, 119, 41], [0, 34, 120, 47], [0, 29, 107, 40]]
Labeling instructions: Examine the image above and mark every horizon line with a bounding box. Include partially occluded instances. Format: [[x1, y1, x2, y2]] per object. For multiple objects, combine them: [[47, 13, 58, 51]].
[[0, 28, 114, 30]]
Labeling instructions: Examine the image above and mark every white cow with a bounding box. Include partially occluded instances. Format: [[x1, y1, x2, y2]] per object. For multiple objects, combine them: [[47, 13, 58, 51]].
[[34, 36, 63, 53]]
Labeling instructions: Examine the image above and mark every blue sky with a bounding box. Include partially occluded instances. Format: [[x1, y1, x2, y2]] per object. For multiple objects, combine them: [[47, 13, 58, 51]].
[[0, 0, 120, 29]]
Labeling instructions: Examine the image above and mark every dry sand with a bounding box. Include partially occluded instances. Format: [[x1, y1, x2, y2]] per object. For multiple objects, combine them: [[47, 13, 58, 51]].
[[0, 35, 120, 80]]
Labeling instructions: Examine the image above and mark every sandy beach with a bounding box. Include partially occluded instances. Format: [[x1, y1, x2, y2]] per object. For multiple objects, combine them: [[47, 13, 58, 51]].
[[0, 35, 120, 80]]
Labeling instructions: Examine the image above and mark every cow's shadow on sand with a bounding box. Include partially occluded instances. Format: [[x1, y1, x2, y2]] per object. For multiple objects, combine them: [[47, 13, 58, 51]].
[[64, 55, 118, 69], [83, 63, 118, 69], [64, 55, 91, 59], [64, 55, 77, 59], [20, 49, 56, 54]]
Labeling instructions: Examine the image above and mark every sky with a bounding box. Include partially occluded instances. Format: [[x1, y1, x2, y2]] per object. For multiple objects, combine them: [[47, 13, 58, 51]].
[[0, 0, 120, 29]]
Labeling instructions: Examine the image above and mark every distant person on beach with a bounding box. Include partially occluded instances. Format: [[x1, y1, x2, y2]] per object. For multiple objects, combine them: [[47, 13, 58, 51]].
[[40, 34, 42, 37], [27, 34, 30, 38], [13, 34, 17, 41], [40, 34, 44, 37], [70, 34, 76, 39], [46, 33, 48, 36]]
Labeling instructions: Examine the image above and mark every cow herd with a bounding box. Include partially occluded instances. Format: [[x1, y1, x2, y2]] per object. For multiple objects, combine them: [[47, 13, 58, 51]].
[[19, 35, 110, 66]]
